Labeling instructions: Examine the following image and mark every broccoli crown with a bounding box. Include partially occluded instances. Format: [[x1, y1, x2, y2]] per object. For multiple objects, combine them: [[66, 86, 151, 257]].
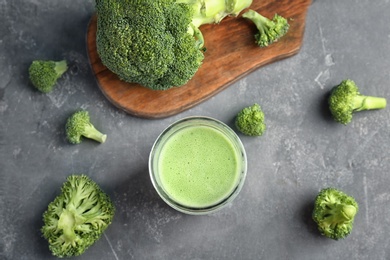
[[235, 103, 266, 136], [328, 79, 387, 124], [242, 9, 289, 47], [312, 187, 358, 240], [96, 0, 203, 90], [41, 174, 115, 257], [65, 110, 107, 144], [95, 0, 252, 90], [28, 60, 68, 93]]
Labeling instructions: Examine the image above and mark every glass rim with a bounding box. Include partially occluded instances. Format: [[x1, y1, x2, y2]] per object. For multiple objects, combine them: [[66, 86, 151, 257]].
[[148, 116, 247, 215]]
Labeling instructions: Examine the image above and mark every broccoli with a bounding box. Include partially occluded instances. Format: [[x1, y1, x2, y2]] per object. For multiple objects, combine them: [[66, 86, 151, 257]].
[[41, 174, 115, 257], [65, 110, 107, 144], [95, 0, 252, 90], [28, 60, 68, 93], [328, 79, 387, 125], [312, 187, 358, 240], [242, 9, 289, 47], [235, 103, 266, 136]]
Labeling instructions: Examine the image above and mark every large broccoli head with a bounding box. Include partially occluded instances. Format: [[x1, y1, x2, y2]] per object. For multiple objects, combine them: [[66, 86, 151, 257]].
[[312, 187, 358, 240], [95, 0, 204, 90], [41, 174, 115, 257], [95, 0, 253, 90], [328, 79, 386, 125]]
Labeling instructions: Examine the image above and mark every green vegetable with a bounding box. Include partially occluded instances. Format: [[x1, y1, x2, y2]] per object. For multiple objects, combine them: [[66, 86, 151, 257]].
[[28, 60, 68, 93], [65, 110, 107, 144], [235, 103, 266, 136], [95, 0, 252, 90], [328, 79, 387, 125], [41, 174, 115, 257], [312, 187, 358, 240], [242, 9, 289, 47]]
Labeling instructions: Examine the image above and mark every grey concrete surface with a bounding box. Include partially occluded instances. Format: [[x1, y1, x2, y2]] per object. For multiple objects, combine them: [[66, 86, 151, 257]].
[[1, 0, 390, 259]]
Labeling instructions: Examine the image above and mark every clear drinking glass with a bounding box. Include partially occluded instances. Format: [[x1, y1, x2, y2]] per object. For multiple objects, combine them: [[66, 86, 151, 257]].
[[149, 116, 247, 215]]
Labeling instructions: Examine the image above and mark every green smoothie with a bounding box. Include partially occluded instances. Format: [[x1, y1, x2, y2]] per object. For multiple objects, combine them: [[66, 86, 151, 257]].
[[158, 125, 241, 208]]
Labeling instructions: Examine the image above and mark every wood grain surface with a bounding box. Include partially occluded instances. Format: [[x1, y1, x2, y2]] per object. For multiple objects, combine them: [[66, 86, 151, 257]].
[[87, 0, 312, 118]]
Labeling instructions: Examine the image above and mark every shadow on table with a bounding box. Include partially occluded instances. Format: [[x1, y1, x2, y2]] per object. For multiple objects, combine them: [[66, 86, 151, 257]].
[[111, 165, 181, 222], [298, 190, 335, 241], [319, 90, 334, 123]]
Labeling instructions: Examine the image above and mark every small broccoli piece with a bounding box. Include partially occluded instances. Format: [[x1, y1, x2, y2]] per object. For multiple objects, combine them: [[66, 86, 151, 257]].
[[328, 79, 387, 125], [312, 187, 358, 240], [65, 110, 107, 144], [28, 60, 68, 93], [242, 9, 289, 47], [235, 103, 266, 136], [41, 174, 115, 257]]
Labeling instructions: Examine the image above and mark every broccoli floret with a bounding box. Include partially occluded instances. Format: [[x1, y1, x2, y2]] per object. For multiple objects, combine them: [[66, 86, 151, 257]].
[[328, 79, 387, 125], [65, 110, 107, 144], [242, 9, 289, 47], [28, 60, 68, 93], [235, 103, 266, 136], [41, 174, 115, 257], [312, 187, 358, 240], [95, 0, 252, 90]]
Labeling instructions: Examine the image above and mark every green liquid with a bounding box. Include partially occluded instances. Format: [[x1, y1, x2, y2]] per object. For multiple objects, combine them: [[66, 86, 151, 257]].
[[159, 125, 241, 208]]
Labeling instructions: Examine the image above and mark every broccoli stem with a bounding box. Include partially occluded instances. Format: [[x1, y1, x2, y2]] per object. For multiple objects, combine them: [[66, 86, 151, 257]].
[[197, 0, 227, 24], [179, 0, 252, 49], [242, 9, 268, 34], [178, 0, 226, 26], [54, 60, 68, 77], [57, 209, 78, 243], [353, 95, 387, 111], [83, 123, 107, 143], [324, 204, 357, 228], [341, 205, 358, 221], [190, 23, 205, 49]]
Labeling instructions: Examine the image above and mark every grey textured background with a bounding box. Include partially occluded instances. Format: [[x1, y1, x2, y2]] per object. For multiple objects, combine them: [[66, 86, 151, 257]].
[[1, 0, 390, 259]]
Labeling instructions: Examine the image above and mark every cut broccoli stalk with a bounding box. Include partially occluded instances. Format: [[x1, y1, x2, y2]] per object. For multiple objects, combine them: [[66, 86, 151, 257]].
[[312, 188, 358, 240], [28, 60, 68, 93], [82, 123, 107, 143], [54, 60, 68, 75], [179, 0, 252, 26], [319, 204, 357, 229], [328, 79, 387, 124], [181, 0, 253, 49], [65, 110, 107, 144], [352, 94, 387, 111], [242, 9, 289, 47]]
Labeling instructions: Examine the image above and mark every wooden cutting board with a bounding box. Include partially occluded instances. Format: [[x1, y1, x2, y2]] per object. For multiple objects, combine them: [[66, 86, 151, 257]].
[[87, 0, 312, 118]]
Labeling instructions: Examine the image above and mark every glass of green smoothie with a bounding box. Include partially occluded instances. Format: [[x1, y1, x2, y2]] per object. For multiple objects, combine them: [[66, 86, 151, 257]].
[[149, 116, 247, 215]]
